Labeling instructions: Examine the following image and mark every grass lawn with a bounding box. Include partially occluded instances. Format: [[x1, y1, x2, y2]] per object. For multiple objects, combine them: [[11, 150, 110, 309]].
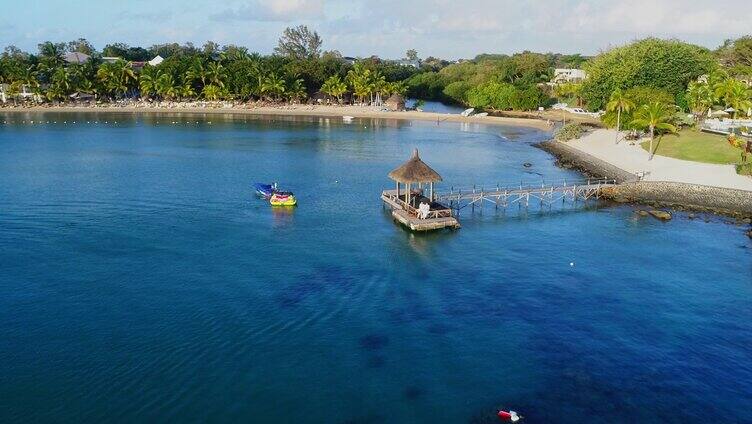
[[641, 129, 746, 165]]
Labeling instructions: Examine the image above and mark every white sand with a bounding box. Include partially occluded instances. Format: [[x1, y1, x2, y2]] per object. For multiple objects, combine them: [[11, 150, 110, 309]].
[[0, 104, 554, 130], [567, 129, 752, 191]]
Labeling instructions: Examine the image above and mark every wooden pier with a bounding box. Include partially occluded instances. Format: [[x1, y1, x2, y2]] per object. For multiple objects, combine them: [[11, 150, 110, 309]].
[[434, 178, 617, 212], [383, 149, 460, 231], [381, 189, 460, 231], [382, 150, 616, 232]]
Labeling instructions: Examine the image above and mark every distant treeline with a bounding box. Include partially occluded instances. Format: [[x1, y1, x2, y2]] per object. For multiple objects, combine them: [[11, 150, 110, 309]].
[[1, 27, 750, 115]]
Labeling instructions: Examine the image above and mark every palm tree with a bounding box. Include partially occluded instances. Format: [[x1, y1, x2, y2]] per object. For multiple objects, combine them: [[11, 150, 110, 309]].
[[631, 102, 677, 160], [156, 73, 178, 100], [260, 73, 285, 101], [179, 82, 196, 100], [714, 78, 749, 119], [606, 89, 636, 144], [286, 78, 306, 103], [202, 84, 223, 101], [139, 68, 159, 99], [686, 81, 714, 121], [205, 62, 225, 88], [347, 63, 373, 104], [320, 75, 347, 103]]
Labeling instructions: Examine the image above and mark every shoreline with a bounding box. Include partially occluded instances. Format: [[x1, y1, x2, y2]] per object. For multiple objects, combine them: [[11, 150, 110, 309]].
[[539, 139, 752, 218], [0, 105, 555, 131]]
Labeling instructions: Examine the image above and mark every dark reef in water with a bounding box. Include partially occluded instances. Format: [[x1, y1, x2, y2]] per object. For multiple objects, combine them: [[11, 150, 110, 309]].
[[403, 385, 424, 401], [366, 355, 386, 368], [359, 334, 389, 351]]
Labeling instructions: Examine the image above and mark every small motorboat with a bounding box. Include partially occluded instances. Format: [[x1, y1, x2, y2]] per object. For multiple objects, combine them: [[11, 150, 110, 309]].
[[254, 182, 277, 199], [497, 410, 522, 422], [460, 108, 475, 117], [270, 192, 297, 206], [342, 115, 354, 122]]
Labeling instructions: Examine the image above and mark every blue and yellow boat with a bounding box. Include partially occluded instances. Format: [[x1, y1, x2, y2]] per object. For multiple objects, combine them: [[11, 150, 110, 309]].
[[269, 191, 297, 206]]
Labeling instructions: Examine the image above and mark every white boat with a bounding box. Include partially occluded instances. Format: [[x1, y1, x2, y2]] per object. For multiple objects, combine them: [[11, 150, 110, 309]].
[[474, 112, 489, 117], [342, 115, 354, 122], [460, 108, 475, 117]]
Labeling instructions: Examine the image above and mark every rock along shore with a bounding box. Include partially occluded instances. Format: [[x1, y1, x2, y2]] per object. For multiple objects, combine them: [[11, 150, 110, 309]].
[[538, 139, 752, 218]]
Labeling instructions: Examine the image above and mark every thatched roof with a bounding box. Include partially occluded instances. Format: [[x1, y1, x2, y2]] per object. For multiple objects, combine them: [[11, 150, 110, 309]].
[[388, 149, 442, 183], [385, 93, 405, 111]]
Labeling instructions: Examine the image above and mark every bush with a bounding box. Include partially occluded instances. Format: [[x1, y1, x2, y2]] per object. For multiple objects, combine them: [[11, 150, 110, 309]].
[[555, 123, 585, 141], [405, 72, 448, 100], [581, 38, 716, 110], [466, 81, 550, 111], [442, 81, 475, 104]]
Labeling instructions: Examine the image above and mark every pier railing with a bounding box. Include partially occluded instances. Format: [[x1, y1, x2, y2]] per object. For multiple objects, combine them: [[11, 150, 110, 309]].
[[434, 178, 617, 211], [381, 190, 453, 219]]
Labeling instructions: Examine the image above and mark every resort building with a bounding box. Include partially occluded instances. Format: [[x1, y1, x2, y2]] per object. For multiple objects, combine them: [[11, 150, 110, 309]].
[[552, 68, 587, 84], [0, 83, 42, 103], [63, 52, 90, 64], [148, 55, 164, 66], [397, 59, 421, 68]]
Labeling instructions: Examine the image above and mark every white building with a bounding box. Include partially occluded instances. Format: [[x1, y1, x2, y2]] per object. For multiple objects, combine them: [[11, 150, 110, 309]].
[[552, 68, 587, 84], [0, 83, 42, 103], [148, 55, 164, 66], [63, 52, 90, 64]]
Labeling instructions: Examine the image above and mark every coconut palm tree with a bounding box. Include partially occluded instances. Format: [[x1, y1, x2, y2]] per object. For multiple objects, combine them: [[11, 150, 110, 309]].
[[320, 75, 347, 103], [202, 84, 223, 101], [286, 78, 306, 103], [714, 78, 749, 119], [179, 82, 195, 100], [686, 81, 714, 121], [260, 73, 285, 101], [139, 68, 159, 99], [346, 63, 373, 104], [205, 62, 225, 88], [631, 102, 677, 160], [606, 89, 636, 144], [156, 73, 178, 100]]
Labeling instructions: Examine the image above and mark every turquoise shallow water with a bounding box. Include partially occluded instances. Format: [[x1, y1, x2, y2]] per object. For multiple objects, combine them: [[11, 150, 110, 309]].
[[1, 112, 751, 423]]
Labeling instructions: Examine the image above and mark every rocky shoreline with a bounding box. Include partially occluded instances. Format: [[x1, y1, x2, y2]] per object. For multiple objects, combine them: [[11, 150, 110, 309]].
[[538, 139, 752, 219]]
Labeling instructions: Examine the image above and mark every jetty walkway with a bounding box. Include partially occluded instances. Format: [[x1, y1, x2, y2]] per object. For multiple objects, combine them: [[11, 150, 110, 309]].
[[435, 178, 617, 213]]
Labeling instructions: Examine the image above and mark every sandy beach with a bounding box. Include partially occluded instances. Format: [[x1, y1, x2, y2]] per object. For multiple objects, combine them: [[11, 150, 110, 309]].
[[567, 129, 752, 191], [0, 104, 555, 131]]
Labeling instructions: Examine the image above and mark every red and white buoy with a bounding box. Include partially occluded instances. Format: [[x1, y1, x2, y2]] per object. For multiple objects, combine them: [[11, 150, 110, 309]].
[[497, 410, 521, 422]]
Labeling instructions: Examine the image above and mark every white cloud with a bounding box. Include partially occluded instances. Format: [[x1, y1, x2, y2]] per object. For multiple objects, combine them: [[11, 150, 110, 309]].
[[213, 0, 324, 22]]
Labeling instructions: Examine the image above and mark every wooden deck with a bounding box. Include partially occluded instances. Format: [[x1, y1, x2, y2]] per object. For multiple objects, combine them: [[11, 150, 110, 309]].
[[381, 189, 460, 231]]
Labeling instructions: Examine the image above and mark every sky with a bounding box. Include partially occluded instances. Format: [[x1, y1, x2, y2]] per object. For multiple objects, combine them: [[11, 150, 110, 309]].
[[1, 0, 750, 59]]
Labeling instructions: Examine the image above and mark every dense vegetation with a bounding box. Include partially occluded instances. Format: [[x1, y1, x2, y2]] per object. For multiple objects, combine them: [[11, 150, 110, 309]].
[[581, 38, 717, 111], [405, 52, 585, 110], [0, 29, 750, 119], [0, 28, 418, 104]]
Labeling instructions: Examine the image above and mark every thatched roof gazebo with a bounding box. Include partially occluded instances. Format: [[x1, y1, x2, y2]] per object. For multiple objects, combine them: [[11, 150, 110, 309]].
[[385, 94, 406, 111], [388, 148, 442, 205]]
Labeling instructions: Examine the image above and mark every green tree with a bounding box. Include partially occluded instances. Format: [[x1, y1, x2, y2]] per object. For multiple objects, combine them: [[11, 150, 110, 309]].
[[581, 38, 716, 110], [156, 73, 178, 100], [274, 25, 322, 60], [606, 89, 636, 143], [686, 81, 715, 120], [202, 84, 224, 101], [714, 78, 752, 118], [320, 75, 347, 103], [260, 73, 286, 100], [631, 102, 678, 160]]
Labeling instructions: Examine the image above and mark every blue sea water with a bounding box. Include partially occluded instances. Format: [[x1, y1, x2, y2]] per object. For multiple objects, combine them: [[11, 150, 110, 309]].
[[0, 112, 751, 423]]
